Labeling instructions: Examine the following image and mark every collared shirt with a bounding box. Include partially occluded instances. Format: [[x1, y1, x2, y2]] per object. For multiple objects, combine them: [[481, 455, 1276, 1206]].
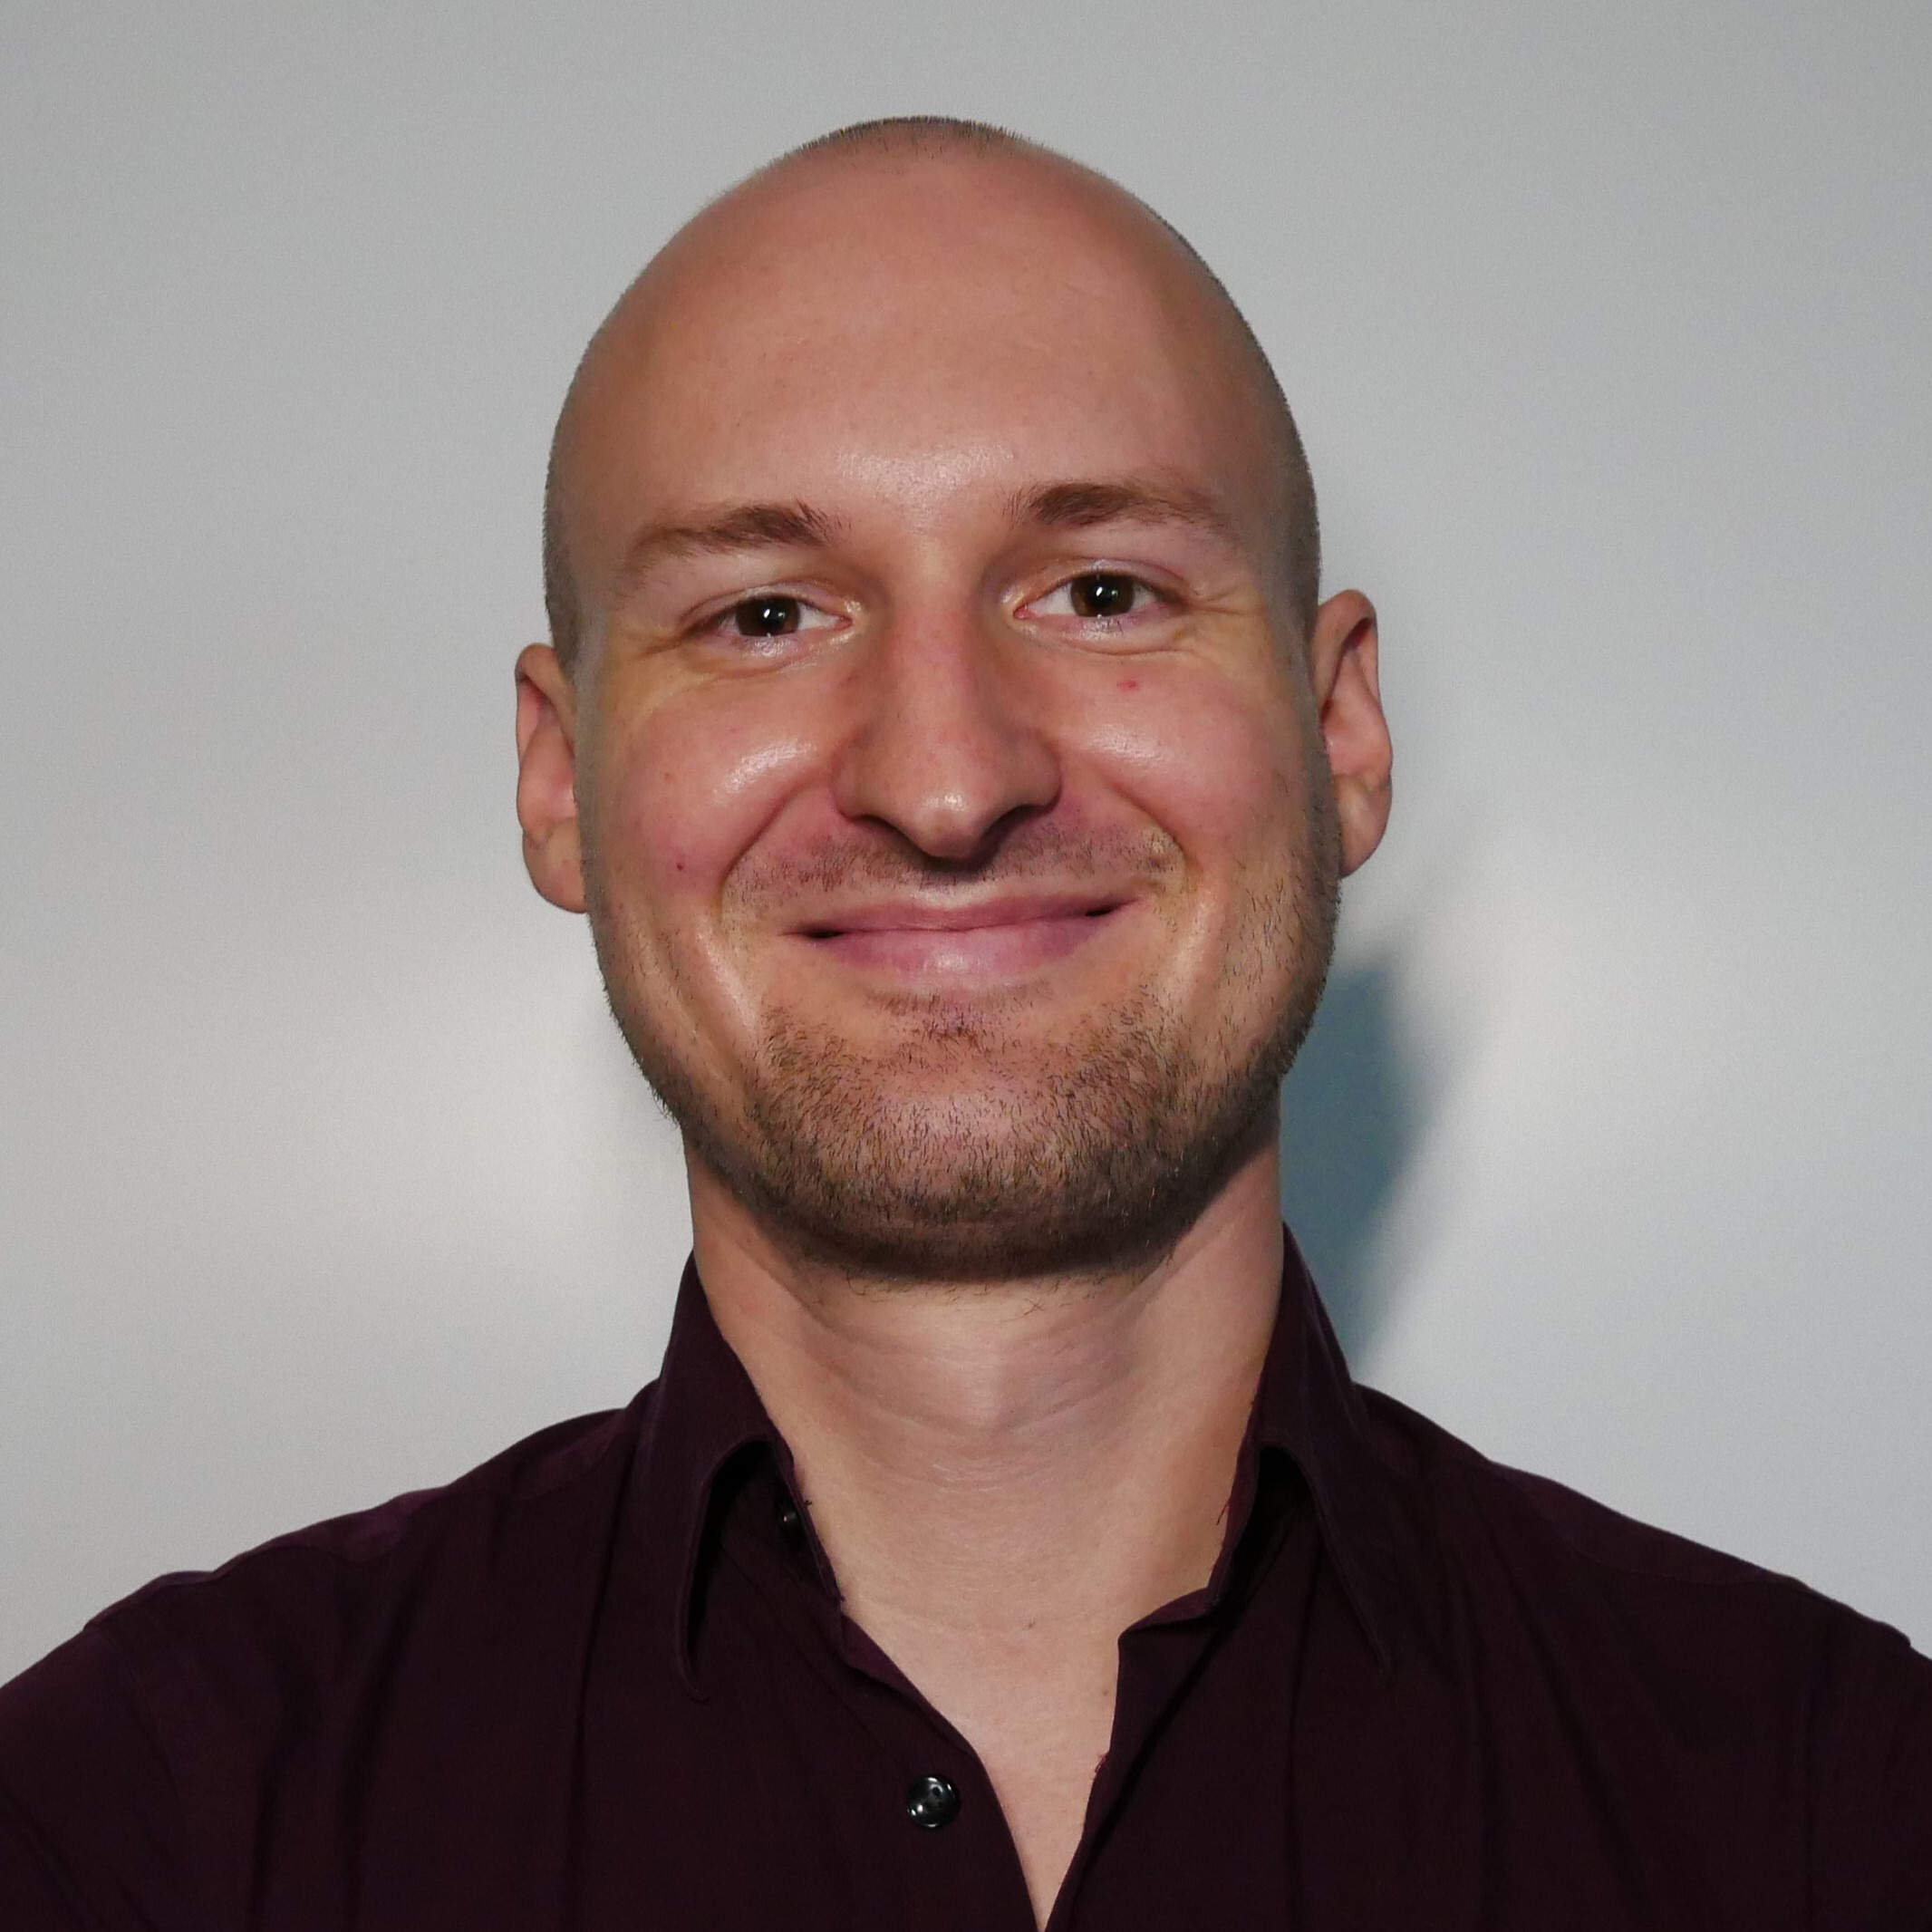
[[2, 1236, 1928, 1929]]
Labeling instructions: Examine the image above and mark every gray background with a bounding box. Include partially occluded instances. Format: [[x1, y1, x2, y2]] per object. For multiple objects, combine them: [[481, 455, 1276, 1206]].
[[3, 0, 1927, 1678]]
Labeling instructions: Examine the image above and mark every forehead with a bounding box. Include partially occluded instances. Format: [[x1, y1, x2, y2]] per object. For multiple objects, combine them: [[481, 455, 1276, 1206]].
[[560, 153, 1280, 572]]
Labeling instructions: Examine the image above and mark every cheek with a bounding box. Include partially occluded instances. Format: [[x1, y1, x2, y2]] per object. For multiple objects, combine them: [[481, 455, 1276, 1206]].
[[1086, 670, 1311, 865], [593, 683, 824, 932]]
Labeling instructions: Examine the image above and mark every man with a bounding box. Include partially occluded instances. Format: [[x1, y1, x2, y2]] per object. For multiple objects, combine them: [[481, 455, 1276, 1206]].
[[2, 115, 1927, 1929]]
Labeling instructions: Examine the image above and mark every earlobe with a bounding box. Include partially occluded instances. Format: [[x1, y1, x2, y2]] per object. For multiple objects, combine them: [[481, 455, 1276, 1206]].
[[1307, 591, 1394, 878], [515, 642, 587, 913]]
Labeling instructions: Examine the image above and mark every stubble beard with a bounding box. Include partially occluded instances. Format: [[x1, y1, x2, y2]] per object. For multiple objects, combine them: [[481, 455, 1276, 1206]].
[[587, 819, 1339, 1286]]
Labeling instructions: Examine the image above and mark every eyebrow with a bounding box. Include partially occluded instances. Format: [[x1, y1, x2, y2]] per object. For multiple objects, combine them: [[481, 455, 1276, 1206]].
[[1010, 478, 1242, 545], [610, 476, 1241, 601], [612, 501, 844, 596]]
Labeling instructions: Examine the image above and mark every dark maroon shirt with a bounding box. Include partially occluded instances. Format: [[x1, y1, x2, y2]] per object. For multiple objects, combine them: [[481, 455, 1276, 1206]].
[[4, 1238, 1929, 1928]]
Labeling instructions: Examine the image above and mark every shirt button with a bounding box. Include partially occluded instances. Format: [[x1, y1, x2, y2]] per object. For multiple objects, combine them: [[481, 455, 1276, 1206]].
[[904, 1773, 961, 1830], [776, 1496, 803, 1541]]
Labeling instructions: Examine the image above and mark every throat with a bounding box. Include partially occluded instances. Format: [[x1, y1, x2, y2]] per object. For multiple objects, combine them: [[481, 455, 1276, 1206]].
[[809, 1380, 1249, 1929], [693, 1154, 1290, 1923]]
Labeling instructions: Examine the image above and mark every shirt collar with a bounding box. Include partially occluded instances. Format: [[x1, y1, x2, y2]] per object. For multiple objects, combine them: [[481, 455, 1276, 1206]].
[[630, 1228, 1409, 1694], [627, 1258, 782, 1695], [1254, 1226, 1407, 1671]]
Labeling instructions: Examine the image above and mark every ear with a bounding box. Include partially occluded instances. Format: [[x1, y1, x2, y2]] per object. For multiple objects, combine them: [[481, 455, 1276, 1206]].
[[1305, 590, 1392, 877], [516, 642, 586, 913]]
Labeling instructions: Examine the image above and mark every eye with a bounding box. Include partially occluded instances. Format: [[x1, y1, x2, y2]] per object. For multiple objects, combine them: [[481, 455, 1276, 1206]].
[[1029, 571, 1162, 623], [1069, 572, 1140, 619], [729, 594, 803, 637], [710, 593, 841, 642]]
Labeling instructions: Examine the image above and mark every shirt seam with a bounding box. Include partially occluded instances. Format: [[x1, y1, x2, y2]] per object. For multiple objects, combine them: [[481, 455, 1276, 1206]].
[[85, 1618, 217, 1932], [0, 1775, 117, 1932], [1806, 1617, 1908, 1927]]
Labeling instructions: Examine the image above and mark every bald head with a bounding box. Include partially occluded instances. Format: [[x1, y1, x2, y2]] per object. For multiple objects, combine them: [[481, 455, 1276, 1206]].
[[542, 118, 1319, 675]]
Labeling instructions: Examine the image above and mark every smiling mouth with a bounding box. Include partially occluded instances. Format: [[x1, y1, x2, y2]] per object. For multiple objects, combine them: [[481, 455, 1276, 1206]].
[[797, 896, 1125, 940], [790, 895, 1130, 978]]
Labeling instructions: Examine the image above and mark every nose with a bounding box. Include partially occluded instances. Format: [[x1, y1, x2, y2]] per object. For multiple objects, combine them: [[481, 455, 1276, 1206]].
[[831, 604, 1060, 862]]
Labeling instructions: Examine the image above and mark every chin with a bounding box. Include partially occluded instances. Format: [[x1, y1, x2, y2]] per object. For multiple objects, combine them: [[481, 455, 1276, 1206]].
[[702, 1005, 1290, 1286], [597, 868, 1336, 1283]]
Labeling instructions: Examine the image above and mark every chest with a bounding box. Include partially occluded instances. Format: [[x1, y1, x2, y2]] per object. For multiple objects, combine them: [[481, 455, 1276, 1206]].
[[209, 1547, 1812, 1932]]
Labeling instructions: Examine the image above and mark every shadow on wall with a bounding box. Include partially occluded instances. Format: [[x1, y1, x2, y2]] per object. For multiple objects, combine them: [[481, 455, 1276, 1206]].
[[1279, 958, 1424, 1368]]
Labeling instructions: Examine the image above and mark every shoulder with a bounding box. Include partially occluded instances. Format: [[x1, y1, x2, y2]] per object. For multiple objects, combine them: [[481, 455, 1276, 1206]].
[[97, 1392, 653, 1711], [1355, 1386, 1932, 1909], [1357, 1382, 1926, 1663], [0, 1393, 655, 1925]]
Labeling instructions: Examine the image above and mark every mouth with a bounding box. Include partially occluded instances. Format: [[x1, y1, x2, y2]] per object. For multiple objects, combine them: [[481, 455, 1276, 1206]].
[[789, 893, 1131, 980]]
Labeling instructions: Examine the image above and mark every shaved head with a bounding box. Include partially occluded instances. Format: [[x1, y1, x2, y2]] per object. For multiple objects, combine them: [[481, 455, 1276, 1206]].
[[514, 112, 1392, 1285], [542, 117, 1319, 677]]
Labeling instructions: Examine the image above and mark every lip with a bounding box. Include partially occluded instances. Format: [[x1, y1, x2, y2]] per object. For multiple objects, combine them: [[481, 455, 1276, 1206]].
[[789, 892, 1130, 979]]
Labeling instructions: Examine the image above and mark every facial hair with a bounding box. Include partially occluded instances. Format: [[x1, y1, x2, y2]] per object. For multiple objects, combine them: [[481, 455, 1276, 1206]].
[[587, 807, 1339, 1286]]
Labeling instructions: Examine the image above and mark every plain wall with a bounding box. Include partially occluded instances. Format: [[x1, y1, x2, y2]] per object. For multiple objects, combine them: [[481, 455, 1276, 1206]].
[[2, 0, 1927, 1678]]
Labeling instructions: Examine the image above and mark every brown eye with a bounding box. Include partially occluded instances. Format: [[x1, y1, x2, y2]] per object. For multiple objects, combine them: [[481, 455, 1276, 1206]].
[[730, 594, 805, 636], [1067, 573, 1139, 619]]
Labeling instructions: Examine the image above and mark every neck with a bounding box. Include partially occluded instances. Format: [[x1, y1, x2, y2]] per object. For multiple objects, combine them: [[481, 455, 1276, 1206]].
[[688, 1140, 1287, 1924], [691, 1142, 1286, 1606]]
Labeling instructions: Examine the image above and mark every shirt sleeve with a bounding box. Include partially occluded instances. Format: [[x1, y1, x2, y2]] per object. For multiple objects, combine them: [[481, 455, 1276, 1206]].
[[0, 1625, 196, 1931], [1814, 1619, 1932, 1930]]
